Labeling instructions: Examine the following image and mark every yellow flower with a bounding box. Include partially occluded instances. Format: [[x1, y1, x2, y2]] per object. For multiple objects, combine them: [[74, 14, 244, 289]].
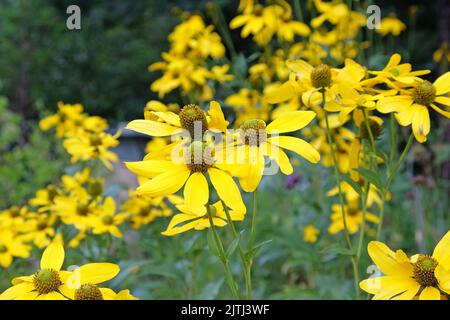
[[225, 89, 271, 126], [90, 197, 128, 238], [21, 214, 56, 249], [39, 102, 85, 137], [377, 72, 450, 142], [304, 224, 320, 243], [63, 129, 120, 169], [328, 201, 379, 235], [162, 201, 244, 236], [360, 231, 450, 300], [375, 16, 406, 37], [0, 236, 68, 300], [433, 42, 450, 63], [0, 230, 31, 268], [235, 111, 320, 192], [29, 185, 60, 213], [59, 262, 120, 300]]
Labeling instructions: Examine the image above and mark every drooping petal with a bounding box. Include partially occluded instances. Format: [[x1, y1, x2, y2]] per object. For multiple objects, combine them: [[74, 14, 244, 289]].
[[184, 172, 208, 214], [411, 104, 430, 143], [0, 282, 35, 300], [126, 119, 181, 137], [419, 286, 441, 300], [208, 168, 246, 212], [207, 101, 229, 132], [239, 161, 265, 193], [376, 96, 413, 114], [268, 136, 320, 163], [430, 104, 450, 119], [78, 263, 120, 285], [137, 168, 190, 197], [266, 143, 293, 175], [264, 81, 296, 104], [266, 111, 316, 134]]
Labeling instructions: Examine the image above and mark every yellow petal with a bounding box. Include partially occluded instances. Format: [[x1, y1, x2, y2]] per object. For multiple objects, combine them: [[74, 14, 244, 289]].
[[137, 168, 190, 197], [162, 219, 200, 236], [266, 111, 316, 134], [78, 263, 120, 285], [264, 81, 296, 104], [433, 230, 450, 268], [367, 241, 413, 276], [435, 96, 450, 107], [184, 173, 208, 214], [376, 95, 413, 114], [0, 282, 35, 300], [126, 119, 180, 137], [125, 160, 184, 178], [433, 71, 450, 95], [239, 162, 264, 193], [286, 59, 313, 76], [40, 240, 65, 271], [268, 136, 320, 163], [411, 104, 430, 143], [266, 143, 293, 175], [435, 264, 450, 294], [208, 168, 246, 212], [207, 101, 229, 132], [419, 286, 441, 300], [430, 103, 450, 119]]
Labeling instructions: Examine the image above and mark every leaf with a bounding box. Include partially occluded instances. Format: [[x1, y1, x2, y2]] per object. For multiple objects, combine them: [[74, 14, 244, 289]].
[[226, 230, 244, 258], [198, 278, 224, 300], [321, 246, 355, 256], [340, 173, 363, 195], [245, 240, 272, 261], [353, 168, 384, 190]]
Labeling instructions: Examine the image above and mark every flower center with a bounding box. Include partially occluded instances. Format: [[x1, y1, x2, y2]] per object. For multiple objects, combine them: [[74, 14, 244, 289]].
[[185, 141, 214, 173], [102, 215, 114, 225], [240, 119, 267, 146], [179, 104, 208, 139], [310, 64, 332, 88], [413, 255, 438, 287], [37, 221, 48, 231], [75, 284, 104, 300], [10, 208, 20, 218], [0, 244, 7, 253], [77, 204, 89, 216], [412, 81, 436, 106], [47, 186, 58, 202], [89, 134, 103, 147], [88, 180, 103, 198], [33, 269, 62, 294]]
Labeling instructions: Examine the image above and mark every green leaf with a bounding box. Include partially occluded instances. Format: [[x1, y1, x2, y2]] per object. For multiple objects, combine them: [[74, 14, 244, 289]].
[[245, 240, 272, 261], [353, 168, 384, 190], [340, 173, 363, 195], [321, 246, 355, 256], [226, 230, 244, 258]]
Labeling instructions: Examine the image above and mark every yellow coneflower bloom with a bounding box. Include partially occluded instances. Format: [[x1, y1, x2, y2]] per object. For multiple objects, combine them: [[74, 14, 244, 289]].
[[375, 16, 406, 37], [63, 129, 120, 169], [162, 201, 244, 236], [304, 224, 320, 243], [90, 197, 128, 238], [235, 111, 320, 192], [328, 201, 379, 235], [39, 102, 85, 137], [0, 236, 68, 300], [0, 230, 31, 268], [59, 262, 120, 300], [225, 89, 271, 126], [360, 231, 450, 300], [377, 72, 450, 142]]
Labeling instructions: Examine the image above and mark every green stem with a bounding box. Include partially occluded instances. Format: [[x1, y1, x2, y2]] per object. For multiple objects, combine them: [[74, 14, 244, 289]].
[[389, 113, 397, 169], [206, 205, 240, 299], [222, 201, 252, 300], [376, 133, 414, 239], [249, 189, 258, 251], [293, 0, 305, 23], [322, 91, 360, 299]]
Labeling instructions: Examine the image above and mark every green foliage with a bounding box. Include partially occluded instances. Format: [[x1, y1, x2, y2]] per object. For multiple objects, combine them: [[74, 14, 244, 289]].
[[0, 97, 66, 208]]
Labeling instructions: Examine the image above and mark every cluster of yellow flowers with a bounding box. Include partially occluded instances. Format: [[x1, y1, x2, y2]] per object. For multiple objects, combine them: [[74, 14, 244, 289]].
[[39, 102, 120, 170], [0, 236, 137, 300], [150, 15, 234, 101]]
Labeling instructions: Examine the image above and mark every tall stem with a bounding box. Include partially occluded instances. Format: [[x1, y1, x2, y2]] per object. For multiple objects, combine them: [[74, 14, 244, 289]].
[[206, 205, 240, 299], [321, 90, 359, 299], [376, 133, 414, 239], [222, 201, 252, 300], [249, 189, 258, 251]]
